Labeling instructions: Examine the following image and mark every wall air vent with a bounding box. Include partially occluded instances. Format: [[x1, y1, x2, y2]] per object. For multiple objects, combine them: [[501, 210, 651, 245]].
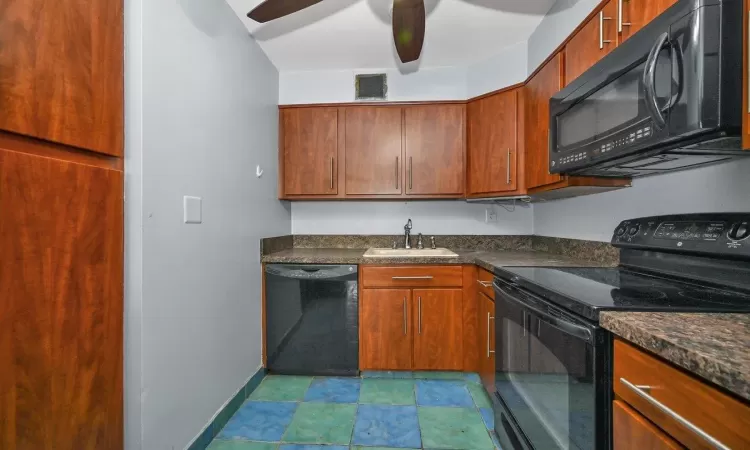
[[355, 73, 387, 100]]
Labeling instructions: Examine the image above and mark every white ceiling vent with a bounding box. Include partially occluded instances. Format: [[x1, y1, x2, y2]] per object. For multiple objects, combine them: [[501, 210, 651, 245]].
[[355, 74, 387, 100]]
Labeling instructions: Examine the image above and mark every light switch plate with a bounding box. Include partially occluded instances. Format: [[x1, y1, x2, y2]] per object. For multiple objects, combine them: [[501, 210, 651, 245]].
[[485, 208, 498, 223], [184, 196, 202, 224]]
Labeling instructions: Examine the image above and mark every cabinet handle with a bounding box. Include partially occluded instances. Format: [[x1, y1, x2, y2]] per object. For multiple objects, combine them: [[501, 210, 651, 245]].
[[619, 378, 730, 450], [618, 0, 631, 33], [418, 296, 422, 334], [392, 276, 433, 280], [409, 157, 413, 190], [330, 157, 334, 190], [395, 156, 399, 189], [522, 311, 527, 336], [477, 280, 493, 288], [403, 297, 407, 335], [487, 313, 495, 358], [599, 11, 613, 49], [506, 149, 512, 185]]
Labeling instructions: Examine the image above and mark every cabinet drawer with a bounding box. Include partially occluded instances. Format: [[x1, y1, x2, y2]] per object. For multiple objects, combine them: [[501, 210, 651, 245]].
[[361, 266, 463, 288], [614, 339, 750, 449], [613, 400, 681, 450], [477, 267, 495, 299]]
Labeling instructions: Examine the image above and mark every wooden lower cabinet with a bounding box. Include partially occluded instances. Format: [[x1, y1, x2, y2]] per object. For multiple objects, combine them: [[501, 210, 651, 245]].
[[613, 400, 681, 450], [413, 289, 463, 370], [478, 292, 495, 393], [0, 148, 124, 450], [359, 289, 412, 370]]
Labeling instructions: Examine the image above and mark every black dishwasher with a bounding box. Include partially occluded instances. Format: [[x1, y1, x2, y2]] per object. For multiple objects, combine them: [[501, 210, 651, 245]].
[[265, 264, 358, 376]]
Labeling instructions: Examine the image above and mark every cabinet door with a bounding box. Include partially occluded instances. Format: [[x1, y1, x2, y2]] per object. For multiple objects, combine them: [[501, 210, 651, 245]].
[[0, 0, 123, 156], [619, 0, 677, 43], [478, 292, 496, 393], [413, 289, 463, 370], [360, 289, 412, 370], [0, 149, 123, 450], [564, 0, 618, 85], [345, 107, 403, 195], [525, 54, 564, 190], [467, 90, 518, 195], [613, 401, 681, 450], [282, 107, 339, 196], [404, 105, 465, 195]]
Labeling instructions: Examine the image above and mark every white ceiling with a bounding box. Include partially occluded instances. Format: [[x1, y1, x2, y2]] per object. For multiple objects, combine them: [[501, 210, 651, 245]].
[[225, 0, 556, 71]]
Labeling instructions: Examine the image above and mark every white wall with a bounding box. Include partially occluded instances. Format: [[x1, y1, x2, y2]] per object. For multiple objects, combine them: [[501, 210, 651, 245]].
[[466, 41, 528, 98], [126, 0, 290, 448], [291, 201, 533, 235]]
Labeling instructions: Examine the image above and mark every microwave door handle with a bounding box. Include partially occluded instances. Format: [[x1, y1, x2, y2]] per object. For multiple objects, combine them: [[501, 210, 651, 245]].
[[494, 281, 593, 343], [643, 32, 669, 130]]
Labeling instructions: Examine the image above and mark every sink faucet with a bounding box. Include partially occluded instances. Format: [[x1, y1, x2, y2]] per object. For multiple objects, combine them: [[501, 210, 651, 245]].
[[404, 219, 413, 249]]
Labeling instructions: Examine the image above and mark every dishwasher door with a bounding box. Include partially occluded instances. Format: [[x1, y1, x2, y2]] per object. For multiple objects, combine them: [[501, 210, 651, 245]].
[[265, 264, 358, 376]]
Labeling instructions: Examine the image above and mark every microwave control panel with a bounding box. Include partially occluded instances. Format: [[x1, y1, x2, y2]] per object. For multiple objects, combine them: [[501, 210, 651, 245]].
[[551, 124, 654, 172]]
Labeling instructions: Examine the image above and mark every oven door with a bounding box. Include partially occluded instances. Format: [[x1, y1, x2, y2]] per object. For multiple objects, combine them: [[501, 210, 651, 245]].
[[493, 278, 608, 450]]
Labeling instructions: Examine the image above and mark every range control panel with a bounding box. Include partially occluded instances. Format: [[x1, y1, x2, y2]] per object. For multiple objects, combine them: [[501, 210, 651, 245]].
[[612, 214, 750, 258]]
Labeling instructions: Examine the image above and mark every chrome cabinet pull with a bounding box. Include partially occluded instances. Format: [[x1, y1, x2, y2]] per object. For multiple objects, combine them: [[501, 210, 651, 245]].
[[506, 149, 512, 184], [330, 157, 335, 190], [395, 156, 399, 189], [618, 0, 631, 33], [487, 313, 495, 358], [477, 280, 493, 288], [599, 11, 613, 49], [392, 276, 433, 280], [418, 296, 423, 334], [619, 378, 730, 450], [403, 297, 407, 335], [408, 157, 413, 190]]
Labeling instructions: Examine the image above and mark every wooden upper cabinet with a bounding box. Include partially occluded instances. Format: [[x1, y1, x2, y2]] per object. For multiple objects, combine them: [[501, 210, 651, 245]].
[[282, 108, 339, 196], [467, 90, 518, 196], [613, 401, 681, 450], [619, 0, 677, 43], [360, 289, 412, 371], [564, 0, 619, 85], [743, 0, 749, 150], [0, 0, 123, 156], [412, 289, 463, 370], [525, 54, 565, 190], [345, 107, 403, 195], [404, 104, 465, 196]]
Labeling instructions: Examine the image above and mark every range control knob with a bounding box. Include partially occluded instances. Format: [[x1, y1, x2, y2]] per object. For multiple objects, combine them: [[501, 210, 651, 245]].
[[615, 226, 627, 237], [729, 222, 750, 241], [628, 224, 641, 236]]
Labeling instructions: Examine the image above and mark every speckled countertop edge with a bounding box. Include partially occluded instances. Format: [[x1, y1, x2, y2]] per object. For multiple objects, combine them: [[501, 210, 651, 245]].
[[601, 312, 750, 402]]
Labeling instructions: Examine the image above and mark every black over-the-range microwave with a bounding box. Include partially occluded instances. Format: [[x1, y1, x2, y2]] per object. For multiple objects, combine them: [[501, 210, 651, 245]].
[[549, 0, 748, 177]]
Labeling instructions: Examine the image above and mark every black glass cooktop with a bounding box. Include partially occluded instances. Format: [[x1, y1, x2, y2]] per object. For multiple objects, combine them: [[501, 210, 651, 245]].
[[496, 266, 750, 321]]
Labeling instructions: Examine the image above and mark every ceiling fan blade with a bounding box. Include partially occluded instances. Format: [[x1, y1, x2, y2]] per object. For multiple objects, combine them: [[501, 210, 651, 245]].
[[392, 0, 426, 63], [247, 0, 325, 23]]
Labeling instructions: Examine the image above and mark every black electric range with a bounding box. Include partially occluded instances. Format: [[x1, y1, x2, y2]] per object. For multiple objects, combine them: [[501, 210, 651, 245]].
[[490, 213, 750, 450]]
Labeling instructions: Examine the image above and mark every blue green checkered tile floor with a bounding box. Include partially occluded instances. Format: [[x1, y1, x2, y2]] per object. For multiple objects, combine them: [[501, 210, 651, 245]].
[[209, 371, 502, 450]]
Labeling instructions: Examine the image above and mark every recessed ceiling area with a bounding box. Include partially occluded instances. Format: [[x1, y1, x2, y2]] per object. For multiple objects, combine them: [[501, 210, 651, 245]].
[[225, 0, 557, 71]]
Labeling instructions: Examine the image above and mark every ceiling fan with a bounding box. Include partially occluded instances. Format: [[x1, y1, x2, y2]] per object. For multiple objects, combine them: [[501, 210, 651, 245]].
[[247, 0, 427, 63]]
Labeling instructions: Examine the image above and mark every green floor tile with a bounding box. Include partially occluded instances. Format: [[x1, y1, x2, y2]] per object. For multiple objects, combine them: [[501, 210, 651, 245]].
[[413, 371, 465, 380], [418, 407, 495, 450], [350, 447, 419, 450], [282, 403, 356, 444], [207, 440, 277, 450], [467, 383, 492, 409], [249, 375, 313, 402], [359, 379, 415, 405]]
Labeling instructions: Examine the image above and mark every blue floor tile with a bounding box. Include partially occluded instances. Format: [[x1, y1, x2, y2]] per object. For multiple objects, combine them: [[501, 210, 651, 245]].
[[480, 407, 494, 430], [362, 371, 413, 379], [279, 445, 348, 450], [465, 373, 482, 384], [303, 377, 361, 403], [415, 380, 474, 408], [218, 401, 297, 442], [351, 404, 421, 448]]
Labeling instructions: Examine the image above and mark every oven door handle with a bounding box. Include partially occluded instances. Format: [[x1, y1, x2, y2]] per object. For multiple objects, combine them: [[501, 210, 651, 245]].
[[643, 32, 669, 130], [494, 281, 593, 343]]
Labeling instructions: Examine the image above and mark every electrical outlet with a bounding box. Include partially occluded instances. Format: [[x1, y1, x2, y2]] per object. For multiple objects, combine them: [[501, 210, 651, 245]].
[[485, 208, 498, 223]]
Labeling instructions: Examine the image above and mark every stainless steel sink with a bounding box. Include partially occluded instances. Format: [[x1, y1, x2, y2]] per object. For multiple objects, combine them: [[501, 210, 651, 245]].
[[363, 248, 459, 258]]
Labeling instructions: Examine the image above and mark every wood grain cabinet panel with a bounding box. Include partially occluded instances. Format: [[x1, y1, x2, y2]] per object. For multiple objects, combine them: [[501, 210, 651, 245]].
[[0, 148, 123, 450], [564, 0, 619, 85], [743, 0, 749, 150], [413, 289, 463, 370], [345, 107, 403, 195], [525, 54, 565, 190], [360, 289, 413, 371], [618, 0, 678, 43], [0, 0, 123, 156], [467, 90, 518, 196], [282, 107, 339, 196], [404, 105, 465, 196], [613, 400, 682, 450]]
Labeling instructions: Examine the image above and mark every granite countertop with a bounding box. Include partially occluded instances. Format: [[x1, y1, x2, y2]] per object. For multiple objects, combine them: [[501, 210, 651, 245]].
[[601, 312, 750, 402], [261, 248, 608, 271]]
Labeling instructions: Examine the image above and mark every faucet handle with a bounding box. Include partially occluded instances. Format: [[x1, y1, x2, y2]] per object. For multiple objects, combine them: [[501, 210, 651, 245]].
[[405, 218, 413, 231], [430, 236, 436, 249], [392, 240, 398, 249], [417, 233, 424, 249]]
